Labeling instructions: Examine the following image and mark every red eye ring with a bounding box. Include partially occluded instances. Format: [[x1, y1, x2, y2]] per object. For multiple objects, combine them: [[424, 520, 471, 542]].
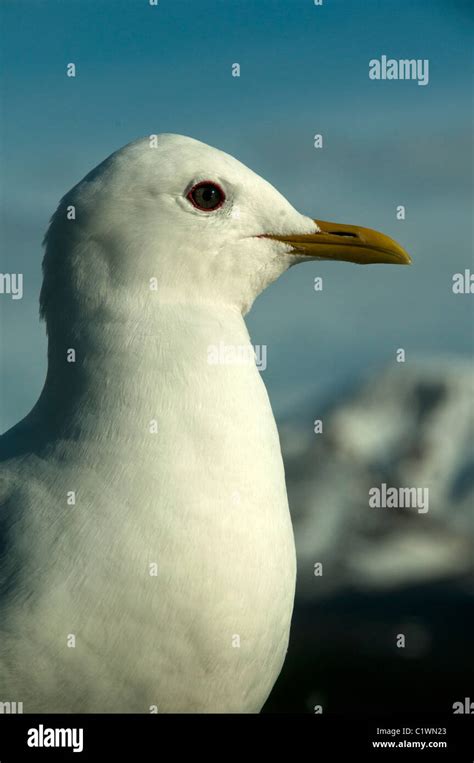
[[187, 181, 226, 212]]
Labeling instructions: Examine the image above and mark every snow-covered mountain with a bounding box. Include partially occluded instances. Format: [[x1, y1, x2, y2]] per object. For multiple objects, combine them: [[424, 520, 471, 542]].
[[281, 359, 474, 597]]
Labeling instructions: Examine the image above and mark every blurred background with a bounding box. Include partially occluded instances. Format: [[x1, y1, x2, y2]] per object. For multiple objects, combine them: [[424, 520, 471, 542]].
[[1, 0, 473, 714]]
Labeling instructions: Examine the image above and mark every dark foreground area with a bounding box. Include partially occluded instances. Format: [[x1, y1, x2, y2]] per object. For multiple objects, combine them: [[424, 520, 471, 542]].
[[264, 576, 474, 715]]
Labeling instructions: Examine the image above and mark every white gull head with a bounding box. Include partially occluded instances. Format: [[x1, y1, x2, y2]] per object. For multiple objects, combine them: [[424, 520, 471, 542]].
[[40, 133, 410, 331]]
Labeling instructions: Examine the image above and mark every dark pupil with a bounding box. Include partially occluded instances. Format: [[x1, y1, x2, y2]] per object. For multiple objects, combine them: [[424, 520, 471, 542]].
[[195, 185, 220, 208]]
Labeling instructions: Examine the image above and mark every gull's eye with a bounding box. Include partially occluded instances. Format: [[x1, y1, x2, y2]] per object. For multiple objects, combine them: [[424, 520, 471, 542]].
[[187, 181, 225, 212]]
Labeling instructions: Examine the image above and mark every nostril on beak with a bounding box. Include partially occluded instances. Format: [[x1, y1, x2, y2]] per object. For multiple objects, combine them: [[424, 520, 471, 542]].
[[328, 231, 358, 238]]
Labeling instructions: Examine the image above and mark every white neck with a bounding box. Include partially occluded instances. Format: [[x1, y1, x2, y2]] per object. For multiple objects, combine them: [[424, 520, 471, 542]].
[[33, 303, 261, 444]]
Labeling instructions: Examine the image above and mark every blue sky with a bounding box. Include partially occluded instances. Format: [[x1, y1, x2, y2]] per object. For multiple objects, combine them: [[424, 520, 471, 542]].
[[1, 0, 472, 430]]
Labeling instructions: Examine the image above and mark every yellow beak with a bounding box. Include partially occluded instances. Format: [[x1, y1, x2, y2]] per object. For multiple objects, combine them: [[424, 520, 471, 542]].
[[264, 219, 412, 265]]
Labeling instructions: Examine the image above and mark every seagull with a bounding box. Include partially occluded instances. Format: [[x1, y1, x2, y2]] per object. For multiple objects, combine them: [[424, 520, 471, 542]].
[[0, 134, 411, 713]]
